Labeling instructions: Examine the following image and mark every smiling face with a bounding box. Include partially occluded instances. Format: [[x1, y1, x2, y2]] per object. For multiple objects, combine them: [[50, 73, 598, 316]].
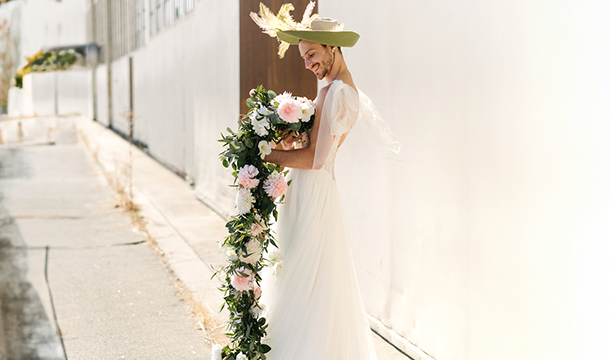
[[298, 40, 335, 80]]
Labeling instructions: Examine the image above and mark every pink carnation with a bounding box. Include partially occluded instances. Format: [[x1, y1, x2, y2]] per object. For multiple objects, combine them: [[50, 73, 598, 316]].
[[237, 165, 260, 189], [263, 172, 288, 199], [231, 267, 254, 291], [277, 98, 303, 124]]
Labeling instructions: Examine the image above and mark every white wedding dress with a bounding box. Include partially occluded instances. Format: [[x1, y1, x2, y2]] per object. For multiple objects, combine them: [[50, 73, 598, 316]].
[[260, 80, 378, 360]]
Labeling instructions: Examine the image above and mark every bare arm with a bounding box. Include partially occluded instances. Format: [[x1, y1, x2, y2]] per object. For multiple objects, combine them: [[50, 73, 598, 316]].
[[264, 87, 329, 169]]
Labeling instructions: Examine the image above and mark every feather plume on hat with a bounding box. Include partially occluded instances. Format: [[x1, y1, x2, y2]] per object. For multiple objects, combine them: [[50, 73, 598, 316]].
[[250, 2, 318, 58]]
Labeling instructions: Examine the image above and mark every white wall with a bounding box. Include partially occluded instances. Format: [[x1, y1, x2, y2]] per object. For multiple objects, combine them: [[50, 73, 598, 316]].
[[131, 1, 239, 208], [7, 0, 90, 117], [322, 1, 610, 360]]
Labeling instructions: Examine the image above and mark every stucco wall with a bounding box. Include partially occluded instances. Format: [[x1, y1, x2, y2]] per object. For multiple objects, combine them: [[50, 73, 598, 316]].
[[322, 1, 610, 359]]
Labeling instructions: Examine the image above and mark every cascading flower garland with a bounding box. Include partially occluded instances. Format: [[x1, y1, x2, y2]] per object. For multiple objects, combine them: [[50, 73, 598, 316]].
[[214, 85, 314, 360]]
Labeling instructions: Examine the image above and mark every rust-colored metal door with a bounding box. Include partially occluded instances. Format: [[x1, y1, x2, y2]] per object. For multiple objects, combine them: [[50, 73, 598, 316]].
[[240, 0, 318, 115]]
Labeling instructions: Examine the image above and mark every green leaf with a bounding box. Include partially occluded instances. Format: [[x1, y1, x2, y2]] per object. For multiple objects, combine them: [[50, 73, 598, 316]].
[[288, 122, 300, 131], [246, 98, 255, 109], [245, 138, 253, 148], [262, 344, 271, 353], [268, 113, 280, 125]]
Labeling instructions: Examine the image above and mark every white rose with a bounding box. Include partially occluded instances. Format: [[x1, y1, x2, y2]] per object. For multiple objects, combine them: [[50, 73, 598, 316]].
[[236, 353, 248, 360], [240, 239, 263, 264]]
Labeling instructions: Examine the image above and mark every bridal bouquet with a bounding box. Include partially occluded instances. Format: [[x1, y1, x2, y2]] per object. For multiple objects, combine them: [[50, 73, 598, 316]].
[[214, 86, 314, 360]]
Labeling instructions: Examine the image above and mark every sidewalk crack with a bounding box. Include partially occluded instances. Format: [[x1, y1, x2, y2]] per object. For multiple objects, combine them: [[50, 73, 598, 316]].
[[45, 247, 68, 360]]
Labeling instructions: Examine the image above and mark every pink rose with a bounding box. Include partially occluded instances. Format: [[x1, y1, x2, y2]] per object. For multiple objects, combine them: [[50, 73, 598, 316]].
[[249, 88, 256, 97], [277, 98, 302, 124], [237, 165, 260, 189], [263, 171, 288, 199], [231, 267, 254, 291]]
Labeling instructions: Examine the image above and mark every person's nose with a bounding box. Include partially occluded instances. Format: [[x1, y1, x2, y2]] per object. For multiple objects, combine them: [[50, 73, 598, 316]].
[[305, 58, 312, 69]]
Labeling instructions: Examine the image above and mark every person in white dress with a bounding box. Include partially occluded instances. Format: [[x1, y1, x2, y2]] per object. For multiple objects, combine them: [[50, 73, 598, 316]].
[[252, 12, 401, 360]]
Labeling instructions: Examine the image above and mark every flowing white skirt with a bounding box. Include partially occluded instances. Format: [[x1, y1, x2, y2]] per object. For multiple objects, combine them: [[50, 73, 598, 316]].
[[261, 168, 377, 360]]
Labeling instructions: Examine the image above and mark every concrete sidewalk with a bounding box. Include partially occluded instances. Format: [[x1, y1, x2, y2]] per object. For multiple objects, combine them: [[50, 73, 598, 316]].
[[75, 116, 409, 360], [0, 118, 210, 359], [0, 115, 409, 359]]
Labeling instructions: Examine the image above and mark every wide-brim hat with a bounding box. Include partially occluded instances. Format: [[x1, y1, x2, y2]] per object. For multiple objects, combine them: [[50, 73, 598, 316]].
[[277, 18, 360, 47]]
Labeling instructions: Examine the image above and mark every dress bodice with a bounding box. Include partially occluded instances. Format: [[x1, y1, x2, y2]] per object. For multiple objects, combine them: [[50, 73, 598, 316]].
[[320, 138, 341, 180]]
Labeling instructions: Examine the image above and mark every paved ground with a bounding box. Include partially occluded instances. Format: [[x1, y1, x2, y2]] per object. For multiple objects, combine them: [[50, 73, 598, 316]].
[[0, 124, 210, 358], [0, 115, 410, 359]]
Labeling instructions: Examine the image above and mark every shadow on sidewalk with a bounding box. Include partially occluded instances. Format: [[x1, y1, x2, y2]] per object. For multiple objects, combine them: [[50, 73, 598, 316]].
[[0, 147, 65, 360]]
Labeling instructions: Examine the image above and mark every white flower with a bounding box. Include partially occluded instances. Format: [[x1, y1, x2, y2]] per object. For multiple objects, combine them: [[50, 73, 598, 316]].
[[300, 99, 315, 122], [273, 261, 283, 276], [236, 353, 248, 360], [268, 251, 282, 264], [250, 303, 266, 318], [258, 106, 273, 116], [258, 141, 272, 159], [240, 239, 263, 264], [211, 344, 223, 360], [236, 188, 255, 215], [251, 117, 270, 137], [223, 247, 238, 262]]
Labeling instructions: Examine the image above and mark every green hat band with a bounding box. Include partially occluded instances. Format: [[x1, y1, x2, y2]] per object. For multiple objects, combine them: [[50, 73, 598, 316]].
[[277, 30, 360, 47]]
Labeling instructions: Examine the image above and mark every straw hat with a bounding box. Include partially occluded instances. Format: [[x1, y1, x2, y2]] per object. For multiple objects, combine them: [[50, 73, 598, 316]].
[[250, 2, 359, 58]]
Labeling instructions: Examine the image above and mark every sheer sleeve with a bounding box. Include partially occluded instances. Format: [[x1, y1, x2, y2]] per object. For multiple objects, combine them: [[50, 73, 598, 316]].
[[357, 90, 401, 154], [313, 81, 360, 169]]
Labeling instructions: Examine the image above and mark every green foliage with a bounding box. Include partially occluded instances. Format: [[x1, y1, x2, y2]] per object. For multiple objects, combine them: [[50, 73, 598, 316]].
[[14, 49, 79, 88], [215, 85, 315, 360]]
